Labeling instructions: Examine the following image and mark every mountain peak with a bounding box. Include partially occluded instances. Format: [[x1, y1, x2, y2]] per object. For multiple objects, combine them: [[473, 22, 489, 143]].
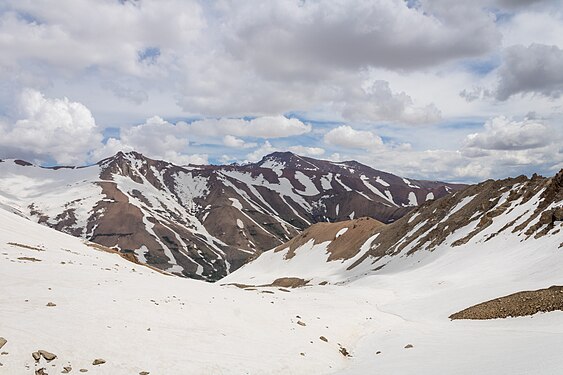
[[259, 151, 297, 163]]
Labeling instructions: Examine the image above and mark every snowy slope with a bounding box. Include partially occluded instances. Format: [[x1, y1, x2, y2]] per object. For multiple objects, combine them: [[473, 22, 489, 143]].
[[1, 173, 562, 374], [0, 151, 464, 280], [0, 205, 387, 374], [227, 170, 563, 287]]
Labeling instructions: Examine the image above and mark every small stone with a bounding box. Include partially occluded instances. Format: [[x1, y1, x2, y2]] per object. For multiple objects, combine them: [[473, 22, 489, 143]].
[[139, 372, 150, 375], [79, 369, 88, 372], [299, 352, 305, 356], [404, 344, 414, 349], [376, 351, 381, 355], [0, 337, 6, 350], [39, 350, 57, 361], [319, 336, 328, 342], [296, 321, 306, 326], [32, 351, 41, 361], [46, 302, 57, 307], [35, 368, 47, 375], [92, 358, 106, 365], [62, 365, 72, 373]]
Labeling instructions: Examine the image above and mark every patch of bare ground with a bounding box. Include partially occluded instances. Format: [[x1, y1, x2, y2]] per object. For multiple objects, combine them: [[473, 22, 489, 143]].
[[268, 277, 309, 288], [86, 242, 171, 276], [276, 217, 385, 261], [450, 285, 563, 320], [7, 242, 44, 252], [222, 277, 310, 289]]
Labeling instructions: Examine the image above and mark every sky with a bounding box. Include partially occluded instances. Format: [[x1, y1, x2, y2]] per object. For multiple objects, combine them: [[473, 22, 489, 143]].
[[0, 0, 562, 183]]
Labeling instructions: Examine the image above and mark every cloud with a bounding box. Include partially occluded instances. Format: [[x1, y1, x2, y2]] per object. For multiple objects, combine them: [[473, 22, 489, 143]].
[[0, 0, 204, 76], [464, 116, 551, 151], [188, 116, 311, 139], [288, 146, 325, 157], [341, 80, 442, 123], [245, 141, 278, 162], [95, 116, 208, 165], [221, 0, 499, 78], [222, 135, 257, 149], [495, 44, 563, 100], [0, 89, 103, 164], [323, 125, 383, 150]]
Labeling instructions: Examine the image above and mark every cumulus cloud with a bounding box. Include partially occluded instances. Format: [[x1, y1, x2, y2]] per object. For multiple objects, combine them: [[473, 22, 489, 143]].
[[464, 116, 551, 151], [495, 44, 563, 101], [323, 125, 384, 150], [288, 146, 325, 157], [245, 141, 278, 162], [342, 80, 442, 123], [0, 0, 204, 76], [95, 116, 208, 165], [188, 116, 311, 139], [223, 135, 257, 149], [221, 0, 499, 78], [0, 89, 103, 164]]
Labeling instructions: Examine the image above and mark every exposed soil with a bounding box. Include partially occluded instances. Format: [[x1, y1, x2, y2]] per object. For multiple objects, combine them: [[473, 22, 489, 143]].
[[450, 285, 563, 320], [276, 217, 385, 261], [268, 277, 309, 288]]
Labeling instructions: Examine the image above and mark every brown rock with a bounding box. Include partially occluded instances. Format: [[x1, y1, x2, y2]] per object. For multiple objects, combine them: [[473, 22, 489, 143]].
[[339, 345, 351, 357], [35, 368, 47, 375], [0, 337, 6, 350], [79, 369, 88, 373], [39, 350, 57, 361], [319, 336, 328, 342], [404, 344, 414, 349], [92, 358, 105, 365], [450, 285, 563, 320], [62, 365, 72, 373], [46, 302, 56, 307], [32, 351, 41, 361], [139, 372, 150, 375], [296, 321, 306, 326]]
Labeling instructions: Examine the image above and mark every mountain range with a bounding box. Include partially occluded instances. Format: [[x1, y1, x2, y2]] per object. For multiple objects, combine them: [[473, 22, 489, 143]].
[[0, 151, 464, 280], [0, 157, 561, 374]]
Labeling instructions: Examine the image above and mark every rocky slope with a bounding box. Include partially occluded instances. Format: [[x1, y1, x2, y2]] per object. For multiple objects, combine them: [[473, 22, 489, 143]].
[[0, 151, 463, 280], [226, 169, 563, 285], [1, 172, 563, 374]]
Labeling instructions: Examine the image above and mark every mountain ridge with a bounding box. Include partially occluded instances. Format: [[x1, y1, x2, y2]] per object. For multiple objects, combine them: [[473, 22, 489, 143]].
[[225, 168, 562, 286], [0, 150, 465, 280]]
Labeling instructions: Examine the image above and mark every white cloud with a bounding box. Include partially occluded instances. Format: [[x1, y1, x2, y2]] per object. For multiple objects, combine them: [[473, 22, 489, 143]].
[[0, 89, 103, 164], [0, 0, 204, 76], [188, 116, 311, 139], [95, 116, 209, 165], [323, 125, 383, 150], [341, 80, 442, 124], [222, 135, 257, 149], [464, 116, 551, 150], [320, 115, 562, 182], [288, 146, 325, 157], [221, 0, 499, 76], [245, 141, 278, 162], [495, 44, 563, 100]]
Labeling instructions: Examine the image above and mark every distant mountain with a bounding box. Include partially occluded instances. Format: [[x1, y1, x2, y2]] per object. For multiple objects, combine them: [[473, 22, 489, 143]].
[[0, 151, 464, 280], [225, 169, 563, 285]]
